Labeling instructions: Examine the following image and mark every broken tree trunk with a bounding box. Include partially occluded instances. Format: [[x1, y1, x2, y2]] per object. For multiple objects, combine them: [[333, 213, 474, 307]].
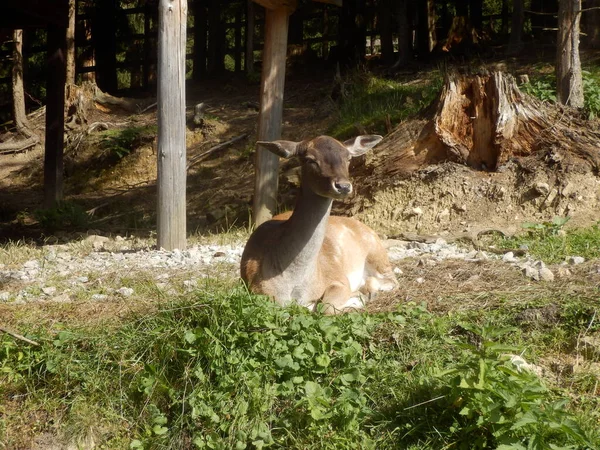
[[368, 71, 600, 179], [0, 29, 40, 154]]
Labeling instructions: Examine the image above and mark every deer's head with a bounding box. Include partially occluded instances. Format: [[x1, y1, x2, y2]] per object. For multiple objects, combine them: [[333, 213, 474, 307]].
[[257, 135, 382, 199]]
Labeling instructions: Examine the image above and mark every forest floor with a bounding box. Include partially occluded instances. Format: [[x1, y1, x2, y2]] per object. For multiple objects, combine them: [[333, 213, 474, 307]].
[[0, 58, 600, 448]]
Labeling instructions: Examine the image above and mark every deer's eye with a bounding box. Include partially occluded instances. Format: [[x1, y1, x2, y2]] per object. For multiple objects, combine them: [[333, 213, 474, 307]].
[[305, 157, 319, 166]]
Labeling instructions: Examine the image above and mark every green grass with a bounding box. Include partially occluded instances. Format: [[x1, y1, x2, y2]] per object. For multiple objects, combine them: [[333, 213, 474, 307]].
[[495, 218, 600, 264], [1, 281, 598, 449], [329, 71, 443, 139], [521, 64, 600, 119]]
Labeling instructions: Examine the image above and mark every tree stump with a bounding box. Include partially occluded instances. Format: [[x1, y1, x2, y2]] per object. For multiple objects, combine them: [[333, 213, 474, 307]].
[[370, 71, 600, 178]]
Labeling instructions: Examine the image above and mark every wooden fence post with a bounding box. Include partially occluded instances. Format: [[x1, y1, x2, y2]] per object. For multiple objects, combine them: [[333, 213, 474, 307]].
[[157, 0, 187, 250], [253, 4, 293, 226]]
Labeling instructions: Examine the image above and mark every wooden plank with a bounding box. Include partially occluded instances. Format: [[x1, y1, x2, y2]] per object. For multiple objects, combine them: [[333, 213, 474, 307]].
[[157, 0, 188, 251], [44, 24, 66, 208], [253, 0, 296, 12], [253, 7, 290, 226]]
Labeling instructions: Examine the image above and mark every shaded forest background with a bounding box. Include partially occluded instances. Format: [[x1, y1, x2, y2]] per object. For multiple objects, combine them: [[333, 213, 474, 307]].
[[2, 0, 600, 128]]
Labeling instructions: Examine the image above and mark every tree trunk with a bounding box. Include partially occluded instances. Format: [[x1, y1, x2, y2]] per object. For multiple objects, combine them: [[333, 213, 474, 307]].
[[65, 0, 76, 85], [193, 0, 208, 80], [366, 71, 600, 178], [379, 0, 394, 63], [245, 0, 255, 75], [556, 0, 584, 108], [339, 0, 366, 65], [12, 30, 29, 132], [94, 0, 118, 92], [0, 29, 40, 154], [416, 0, 436, 58], [584, 0, 600, 48], [207, 0, 224, 76], [469, 0, 483, 31], [507, 0, 524, 54], [80, 8, 96, 84], [395, 0, 412, 66]]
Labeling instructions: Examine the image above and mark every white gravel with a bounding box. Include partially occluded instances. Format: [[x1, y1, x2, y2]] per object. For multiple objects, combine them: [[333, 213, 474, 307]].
[[0, 234, 584, 305]]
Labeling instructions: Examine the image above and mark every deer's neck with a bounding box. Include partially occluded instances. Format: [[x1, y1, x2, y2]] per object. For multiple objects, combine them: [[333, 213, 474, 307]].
[[278, 184, 332, 274]]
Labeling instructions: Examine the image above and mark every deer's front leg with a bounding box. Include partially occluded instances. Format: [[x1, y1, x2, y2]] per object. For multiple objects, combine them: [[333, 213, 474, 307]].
[[319, 281, 364, 315]]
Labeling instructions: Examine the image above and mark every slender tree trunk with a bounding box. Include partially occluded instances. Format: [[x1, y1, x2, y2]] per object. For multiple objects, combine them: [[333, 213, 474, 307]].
[[245, 0, 255, 75], [395, 0, 411, 66], [12, 30, 30, 131], [556, 0, 584, 108], [66, 0, 76, 85], [507, 0, 524, 54], [193, 0, 208, 80], [207, 0, 224, 76], [501, 0, 509, 35], [379, 0, 394, 63], [80, 11, 96, 84], [416, 0, 436, 58], [584, 0, 600, 48], [469, 0, 483, 31], [94, 0, 118, 92]]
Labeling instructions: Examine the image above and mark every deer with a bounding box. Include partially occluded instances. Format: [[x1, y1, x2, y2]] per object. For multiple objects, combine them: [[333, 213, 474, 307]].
[[240, 135, 398, 314]]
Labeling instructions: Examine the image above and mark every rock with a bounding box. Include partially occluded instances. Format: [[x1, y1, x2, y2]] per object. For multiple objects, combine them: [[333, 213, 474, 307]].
[[51, 293, 71, 303], [418, 258, 437, 267], [556, 267, 572, 278], [532, 260, 546, 270], [84, 234, 110, 250], [0, 292, 10, 302], [502, 252, 516, 263], [534, 182, 550, 196], [453, 203, 467, 212], [415, 277, 425, 284], [116, 287, 134, 297], [474, 251, 488, 260], [436, 208, 450, 222], [91, 294, 108, 301], [393, 267, 403, 275], [522, 266, 540, 281], [539, 267, 554, 282], [569, 256, 585, 265], [76, 276, 89, 283], [42, 286, 57, 296], [23, 260, 40, 270], [213, 251, 226, 258]]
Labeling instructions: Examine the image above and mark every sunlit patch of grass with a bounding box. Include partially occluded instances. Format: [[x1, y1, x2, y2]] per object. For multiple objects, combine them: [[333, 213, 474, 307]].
[[1, 287, 598, 449], [494, 219, 600, 264], [329, 71, 443, 139]]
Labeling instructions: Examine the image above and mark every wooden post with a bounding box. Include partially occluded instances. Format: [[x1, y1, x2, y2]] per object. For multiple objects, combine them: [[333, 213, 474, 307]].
[[253, 5, 292, 226], [44, 24, 67, 208], [157, 0, 187, 250]]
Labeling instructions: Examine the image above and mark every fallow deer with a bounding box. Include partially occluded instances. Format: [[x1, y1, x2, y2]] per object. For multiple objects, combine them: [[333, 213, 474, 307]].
[[240, 135, 398, 314]]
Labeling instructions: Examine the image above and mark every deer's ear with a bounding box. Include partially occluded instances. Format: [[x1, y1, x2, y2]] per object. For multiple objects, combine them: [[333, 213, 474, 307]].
[[343, 135, 383, 157], [257, 140, 300, 159]]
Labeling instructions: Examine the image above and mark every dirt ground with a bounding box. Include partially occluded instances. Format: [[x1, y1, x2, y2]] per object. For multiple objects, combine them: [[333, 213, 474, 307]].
[[1, 69, 600, 317]]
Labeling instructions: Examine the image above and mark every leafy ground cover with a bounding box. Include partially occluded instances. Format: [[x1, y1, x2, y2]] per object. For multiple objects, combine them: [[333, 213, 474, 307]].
[[1, 225, 599, 449]]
